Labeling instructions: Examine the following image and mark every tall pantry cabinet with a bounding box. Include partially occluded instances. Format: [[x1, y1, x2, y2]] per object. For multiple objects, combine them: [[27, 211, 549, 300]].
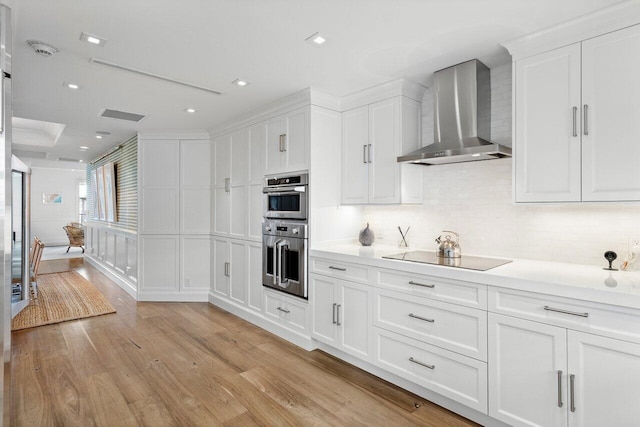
[[509, 23, 640, 202], [138, 134, 211, 301]]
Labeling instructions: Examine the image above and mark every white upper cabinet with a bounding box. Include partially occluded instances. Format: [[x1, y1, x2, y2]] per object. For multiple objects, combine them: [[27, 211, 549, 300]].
[[513, 23, 640, 202], [265, 107, 310, 175], [341, 94, 423, 205], [581, 25, 640, 201], [514, 45, 582, 202]]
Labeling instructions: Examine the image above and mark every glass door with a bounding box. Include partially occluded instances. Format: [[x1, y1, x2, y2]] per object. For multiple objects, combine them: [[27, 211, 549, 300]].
[[11, 156, 30, 316]]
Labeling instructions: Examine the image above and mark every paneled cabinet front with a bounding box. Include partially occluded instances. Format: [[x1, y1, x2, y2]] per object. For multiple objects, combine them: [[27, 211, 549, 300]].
[[514, 24, 640, 202], [310, 273, 373, 361], [265, 107, 309, 175], [341, 96, 422, 205], [488, 308, 640, 426]]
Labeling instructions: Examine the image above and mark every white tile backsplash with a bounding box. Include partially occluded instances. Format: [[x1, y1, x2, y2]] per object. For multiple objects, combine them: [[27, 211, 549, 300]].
[[361, 62, 640, 267]]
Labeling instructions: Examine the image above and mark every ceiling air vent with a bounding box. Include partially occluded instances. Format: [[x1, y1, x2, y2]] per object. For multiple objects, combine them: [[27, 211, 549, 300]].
[[26, 40, 59, 58], [12, 149, 48, 159], [57, 157, 83, 163], [98, 108, 146, 122]]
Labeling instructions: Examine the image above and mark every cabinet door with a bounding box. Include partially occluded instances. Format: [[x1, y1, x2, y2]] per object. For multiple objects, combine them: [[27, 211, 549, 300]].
[[212, 238, 229, 297], [340, 280, 372, 361], [488, 313, 568, 427], [213, 187, 230, 235], [514, 44, 581, 202], [265, 116, 285, 175], [180, 236, 210, 292], [229, 186, 247, 239], [582, 25, 640, 201], [568, 331, 640, 427], [283, 107, 309, 173], [249, 122, 266, 184], [139, 235, 180, 293], [180, 140, 211, 234], [369, 98, 401, 204], [213, 134, 231, 188], [231, 129, 249, 186], [229, 239, 247, 305], [247, 242, 263, 312], [247, 184, 263, 241], [310, 274, 339, 346], [341, 106, 369, 204]]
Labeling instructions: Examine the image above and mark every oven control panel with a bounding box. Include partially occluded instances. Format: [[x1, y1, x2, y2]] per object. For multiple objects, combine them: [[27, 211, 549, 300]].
[[262, 221, 307, 239]]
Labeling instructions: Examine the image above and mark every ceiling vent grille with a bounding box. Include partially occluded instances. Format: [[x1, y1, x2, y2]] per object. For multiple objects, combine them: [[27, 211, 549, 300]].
[[13, 149, 48, 159], [57, 157, 83, 163], [98, 108, 146, 122]]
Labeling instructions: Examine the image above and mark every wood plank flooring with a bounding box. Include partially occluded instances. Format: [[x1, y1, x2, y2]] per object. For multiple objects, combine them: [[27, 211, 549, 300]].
[[11, 260, 479, 426]]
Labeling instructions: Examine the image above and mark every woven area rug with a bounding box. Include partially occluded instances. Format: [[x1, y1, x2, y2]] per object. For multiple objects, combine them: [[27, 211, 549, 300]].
[[12, 271, 116, 331]]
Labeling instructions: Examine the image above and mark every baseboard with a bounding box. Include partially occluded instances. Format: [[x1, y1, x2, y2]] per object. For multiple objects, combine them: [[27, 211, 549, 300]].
[[208, 293, 316, 351], [84, 255, 137, 299], [137, 291, 209, 302]]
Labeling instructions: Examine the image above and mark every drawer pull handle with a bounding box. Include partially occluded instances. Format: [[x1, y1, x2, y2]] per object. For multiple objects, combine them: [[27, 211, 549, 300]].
[[332, 303, 337, 324], [277, 307, 290, 314], [409, 281, 435, 288], [557, 370, 563, 408], [408, 313, 435, 323], [329, 266, 347, 271], [336, 304, 342, 326], [543, 306, 589, 318], [409, 357, 435, 370]]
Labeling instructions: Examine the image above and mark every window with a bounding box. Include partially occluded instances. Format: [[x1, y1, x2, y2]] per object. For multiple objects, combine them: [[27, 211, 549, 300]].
[[78, 180, 87, 224]]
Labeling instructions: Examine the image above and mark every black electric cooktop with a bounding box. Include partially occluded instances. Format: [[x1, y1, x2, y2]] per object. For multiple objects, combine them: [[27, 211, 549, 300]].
[[382, 250, 512, 271]]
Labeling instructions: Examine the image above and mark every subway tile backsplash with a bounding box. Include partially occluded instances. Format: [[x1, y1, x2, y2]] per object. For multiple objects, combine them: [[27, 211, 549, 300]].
[[362, 62, 640, 267]]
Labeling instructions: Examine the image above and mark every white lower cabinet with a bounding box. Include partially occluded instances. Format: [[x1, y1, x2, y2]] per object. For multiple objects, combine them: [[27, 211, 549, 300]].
[[212, 236, 249, 305], [374, 327, 488, 413], [264, 289, 309, 334], [489, 312, 640, 427], [310, 273, 373, 361]]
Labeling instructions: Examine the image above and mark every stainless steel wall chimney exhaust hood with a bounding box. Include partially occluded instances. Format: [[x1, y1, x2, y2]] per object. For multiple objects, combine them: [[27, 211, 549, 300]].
[[398, 59, 511, 165]]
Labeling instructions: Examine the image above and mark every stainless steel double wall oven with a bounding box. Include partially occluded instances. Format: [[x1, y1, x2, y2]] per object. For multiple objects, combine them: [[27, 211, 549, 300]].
[[262, 173, 309, 299]]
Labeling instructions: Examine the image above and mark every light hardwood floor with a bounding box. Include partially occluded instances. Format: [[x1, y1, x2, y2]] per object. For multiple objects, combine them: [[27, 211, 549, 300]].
[[11, 260, 479, 426]]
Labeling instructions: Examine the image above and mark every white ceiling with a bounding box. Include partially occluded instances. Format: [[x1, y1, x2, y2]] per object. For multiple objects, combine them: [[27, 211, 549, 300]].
[[10, 0, 621, 167]]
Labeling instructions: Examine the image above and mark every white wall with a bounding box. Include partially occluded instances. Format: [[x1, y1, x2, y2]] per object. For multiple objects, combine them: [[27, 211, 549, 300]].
[[30, 167, 86, 245], [362, 62, 640, 267]]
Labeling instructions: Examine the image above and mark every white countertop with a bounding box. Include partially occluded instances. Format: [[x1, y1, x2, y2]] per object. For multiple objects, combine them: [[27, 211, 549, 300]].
[[310, 243, 640, 310]]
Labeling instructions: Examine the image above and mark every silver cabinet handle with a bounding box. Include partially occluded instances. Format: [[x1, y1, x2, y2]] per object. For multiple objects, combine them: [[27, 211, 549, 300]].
[[544, 306, 589, 318], [336, 304, 341, 326], [583, 105, 589, 136], [570, 374, 576, 412], [408, 313, 435, 323], [557, 370, 563, 408], [368, 144, 372, 163], [363, 145, 367, 164], [224, 262, 230, 277], [279, 134, 287, 152], [332, 303, 337, 324], [277, 306, 290, 314], [224, 177, 230, 193], [409, 280, 435, 288], [329, 266, 346, 272], [572, 107, 577, 137], [409, 357, 435, 370]]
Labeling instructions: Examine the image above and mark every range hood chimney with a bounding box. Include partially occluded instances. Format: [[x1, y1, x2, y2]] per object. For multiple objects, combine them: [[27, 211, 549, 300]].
[[398, 59, 511, 165]]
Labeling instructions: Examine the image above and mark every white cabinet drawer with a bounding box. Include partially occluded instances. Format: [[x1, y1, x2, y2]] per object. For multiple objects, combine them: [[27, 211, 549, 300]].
[[264, 290, 308, 333], [374, 288, 487, 361], [374, 268, 487, 309], [489, 287, 640, 344], [373, 327, 488, 414], [311, 258, 370, 284]]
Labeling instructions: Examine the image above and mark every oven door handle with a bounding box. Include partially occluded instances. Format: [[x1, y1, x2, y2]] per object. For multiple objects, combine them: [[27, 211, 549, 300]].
[[272, 239, 281, 286], [277, 240, 289, 286], [262, 187, 306, 195]]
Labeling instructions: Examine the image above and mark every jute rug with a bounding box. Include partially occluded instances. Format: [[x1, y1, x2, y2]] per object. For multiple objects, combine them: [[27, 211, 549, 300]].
[[12, 271, 116, 331]]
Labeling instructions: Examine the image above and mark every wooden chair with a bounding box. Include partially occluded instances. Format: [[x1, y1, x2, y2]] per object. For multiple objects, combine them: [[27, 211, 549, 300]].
[[30, 238, 45, 299], [63, 224, 85, 253]]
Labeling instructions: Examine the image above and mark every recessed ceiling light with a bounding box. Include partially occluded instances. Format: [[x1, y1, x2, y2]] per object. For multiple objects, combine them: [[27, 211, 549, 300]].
[[306, 32, 327, 46], [80, 32, 107, 47], [95, 135, 103, 139], [232, 78, 249, 87], [79, 160, 84, 163], [80, 146, 89, 150], [63, 82, 79, 90], [471, 153, 481, 157], [185, 108, 197, 113]]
